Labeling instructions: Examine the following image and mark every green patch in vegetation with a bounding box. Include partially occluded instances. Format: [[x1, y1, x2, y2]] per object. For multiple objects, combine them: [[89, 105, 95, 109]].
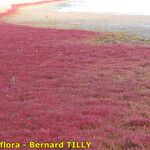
[[93, 32, 150, 45]]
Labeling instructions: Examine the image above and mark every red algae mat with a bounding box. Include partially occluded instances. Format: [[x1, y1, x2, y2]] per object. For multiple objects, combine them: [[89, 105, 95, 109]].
[[0, 23, 150, 149]]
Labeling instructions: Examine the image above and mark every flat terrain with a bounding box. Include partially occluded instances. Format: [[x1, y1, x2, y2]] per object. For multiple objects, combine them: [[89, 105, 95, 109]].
[[1, 1, 150, 38], [0, 23, 150, 149]]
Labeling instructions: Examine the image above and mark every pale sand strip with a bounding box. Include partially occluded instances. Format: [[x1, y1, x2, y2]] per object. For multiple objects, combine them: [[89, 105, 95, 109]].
[[1, 1, 150, 38]]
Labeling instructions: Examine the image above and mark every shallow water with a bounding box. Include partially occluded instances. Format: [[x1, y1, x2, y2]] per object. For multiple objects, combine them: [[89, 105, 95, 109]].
[[55, 0, 150, 15], [0, 0, 150, 15]]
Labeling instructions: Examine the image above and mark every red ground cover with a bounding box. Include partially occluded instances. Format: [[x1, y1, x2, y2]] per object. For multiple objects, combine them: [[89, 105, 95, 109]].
[[0, 23, 150, 149]]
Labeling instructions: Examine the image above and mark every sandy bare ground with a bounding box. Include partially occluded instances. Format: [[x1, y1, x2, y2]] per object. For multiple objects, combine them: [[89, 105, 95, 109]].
[[1, 1, 150, 38]]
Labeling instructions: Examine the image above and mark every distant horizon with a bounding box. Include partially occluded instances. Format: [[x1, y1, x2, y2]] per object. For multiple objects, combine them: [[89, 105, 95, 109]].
[[56, 0, 150, 16], [1, 0, 150, 16]]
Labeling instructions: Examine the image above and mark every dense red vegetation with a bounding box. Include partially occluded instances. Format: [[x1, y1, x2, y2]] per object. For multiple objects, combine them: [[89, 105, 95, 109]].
[[0, 23, 150, 149]]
